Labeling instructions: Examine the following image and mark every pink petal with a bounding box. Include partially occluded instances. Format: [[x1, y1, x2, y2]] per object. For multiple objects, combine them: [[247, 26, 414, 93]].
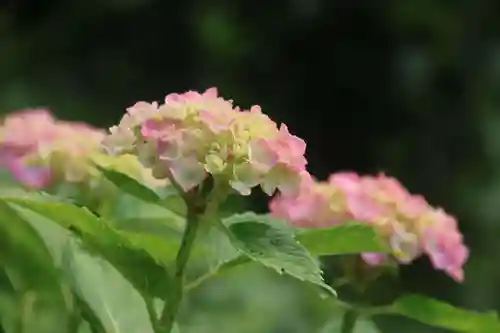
[[362, 253, 388, 266], [168, 156, 206, 191], [8, 160, 52, 189]]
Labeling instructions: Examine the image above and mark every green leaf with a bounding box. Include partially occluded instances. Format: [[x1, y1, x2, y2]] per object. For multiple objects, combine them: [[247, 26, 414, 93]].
[[4, 198, 173, 299], [184, 224, 243, 290], [0, 201, 60, 286], [76, 321, 93, 333], [222, 212, 335, 296], [95, 166, 185, 235], [95, 162, 187, 217], [62, 238, 155, 333], [0, 201, 71, 333], [217, 194, 248, 218], [390, 294, 500, 332], [0, 269, 20, 333], [224, 212, 294, 230], [296, 222, 390, 256], [94, 167, 245, 285], [320, 316, 380, 333], [0, 187, 60, 203], [7, 202, 71, 267], [172, 323, 181, 333], [105, 198, 184, 234], [76, 295, 106, 333], [96, 165, 162, 204], [157, 186, 187, 217]]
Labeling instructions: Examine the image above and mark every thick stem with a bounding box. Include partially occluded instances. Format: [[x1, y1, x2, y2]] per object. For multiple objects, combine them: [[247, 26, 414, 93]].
[[341, 309, 359, 333], [159, 206, 201, 332]]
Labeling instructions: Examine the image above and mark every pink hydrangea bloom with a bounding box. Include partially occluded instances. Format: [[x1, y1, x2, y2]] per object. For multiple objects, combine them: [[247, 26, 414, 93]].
[[102, 88, 309, 196], [0, 109, 105, 189], [270, 172, 468, 282]]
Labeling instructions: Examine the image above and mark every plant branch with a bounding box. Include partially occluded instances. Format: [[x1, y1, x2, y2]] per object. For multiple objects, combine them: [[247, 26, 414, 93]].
[[336, 299, 393, 317], [66, 290, 83, 333], [143, 294, 160, 332], [162, 167, 195, 206], [341, 309, 359, 333], [159, 205, 201, 332], [158, 176, 230, 332]]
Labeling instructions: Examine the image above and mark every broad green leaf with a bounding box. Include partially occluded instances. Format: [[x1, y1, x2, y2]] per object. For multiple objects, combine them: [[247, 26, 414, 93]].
[[224, 212, 294, 230], [390, 294, 500, 332], [97, 164, 247, 228], [0, 269, 19, 333], [296, 223, 390, 256], [96, 171, 185, 235], [3, 200, 96, 333], [4, 198, 173, 299], [0, 187, 60, 202], [157, 186, 187, 217], [217, 194, 249, 218], [184, 224, 242, 289], [118, 231, 181, 262], [7, 202, 71, 266], [222, 213, 335, 295], [105, 198, 184, 234], [77, 321, 93, 333], [76, 295, 107, 333], [96, 163, 187, 218], [62, 238, 155, 333], [121, 226, 237, 273], [320, 316, 379, 333], [89, 163, 185, 251], [96, 165, 162, 204], [2, 200, 159, 333], [94, 167, 245, 285], [0, 201, 70, 333], [0, 201, 60, 286]]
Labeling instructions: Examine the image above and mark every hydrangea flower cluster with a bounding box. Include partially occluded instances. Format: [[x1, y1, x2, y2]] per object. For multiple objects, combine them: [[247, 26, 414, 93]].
[[269, 172, 469, 282], [0, 109, 105, 189], [102, 88, 308, 196], [1, 89, 469, 285]]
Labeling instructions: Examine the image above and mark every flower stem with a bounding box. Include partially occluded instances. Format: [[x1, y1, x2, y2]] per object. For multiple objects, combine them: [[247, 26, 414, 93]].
[[341, 309, 359, 333], [159, 206, 201, 332]]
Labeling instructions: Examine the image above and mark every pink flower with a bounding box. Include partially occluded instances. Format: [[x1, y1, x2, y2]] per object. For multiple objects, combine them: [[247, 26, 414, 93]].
[[270, 171, 469, 282], [103, 87, 310, 196], [362, 253, 388, 266], [421, 209, 468, 282], [329, 172, 388, 222], [7, 158, 52, 189], [271, 173, 356, 228], [0, 109, 55, 163], [0, 109, 105, 188]]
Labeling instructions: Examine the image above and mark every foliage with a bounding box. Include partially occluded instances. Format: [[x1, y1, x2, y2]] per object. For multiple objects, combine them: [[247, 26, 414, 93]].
[[0, 85, 498, 333], [0, 161, 498, 333]]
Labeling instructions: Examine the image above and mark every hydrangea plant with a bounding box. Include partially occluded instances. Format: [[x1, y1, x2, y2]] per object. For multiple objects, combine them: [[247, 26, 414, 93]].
[[0, 88, 497, 333]]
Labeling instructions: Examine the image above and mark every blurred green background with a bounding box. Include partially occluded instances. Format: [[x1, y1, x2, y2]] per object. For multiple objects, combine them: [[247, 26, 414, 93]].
[[1, 1, 500, 332]]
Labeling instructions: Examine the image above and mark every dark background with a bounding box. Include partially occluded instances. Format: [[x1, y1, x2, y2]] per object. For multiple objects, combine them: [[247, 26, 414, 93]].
[[1, 1, 500, 332]]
